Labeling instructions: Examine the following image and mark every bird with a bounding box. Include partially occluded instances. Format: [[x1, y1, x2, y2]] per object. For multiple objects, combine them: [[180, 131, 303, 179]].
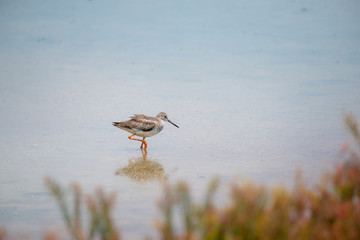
[[112, 112, 179, 150]]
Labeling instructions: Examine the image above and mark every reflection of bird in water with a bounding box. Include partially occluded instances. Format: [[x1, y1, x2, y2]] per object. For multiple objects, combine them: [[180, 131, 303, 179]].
[[115, 151, 167, 182], [112, 112, 179, 150]]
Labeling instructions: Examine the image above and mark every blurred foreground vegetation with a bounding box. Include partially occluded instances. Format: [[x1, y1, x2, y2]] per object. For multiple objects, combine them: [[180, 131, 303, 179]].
[[1, 113, 360, 240]]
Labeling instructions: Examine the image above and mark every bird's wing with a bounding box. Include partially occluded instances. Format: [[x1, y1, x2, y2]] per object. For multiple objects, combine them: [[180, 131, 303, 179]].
[[129, 114, 156, 132]]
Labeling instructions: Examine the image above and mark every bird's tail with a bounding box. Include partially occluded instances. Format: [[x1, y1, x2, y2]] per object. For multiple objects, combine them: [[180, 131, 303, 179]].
[[112, 122, 120, 127]]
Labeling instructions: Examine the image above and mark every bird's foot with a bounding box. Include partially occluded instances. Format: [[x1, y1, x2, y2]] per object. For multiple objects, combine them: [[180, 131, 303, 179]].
[[140, 140, 148, 150]]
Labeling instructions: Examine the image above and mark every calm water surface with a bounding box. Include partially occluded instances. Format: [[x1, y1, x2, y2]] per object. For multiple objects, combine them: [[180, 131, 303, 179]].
[[1, 0, 360, 239]]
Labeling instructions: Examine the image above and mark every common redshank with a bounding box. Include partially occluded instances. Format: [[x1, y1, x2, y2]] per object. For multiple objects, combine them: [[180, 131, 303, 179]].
[[112, 112, 179, 150]]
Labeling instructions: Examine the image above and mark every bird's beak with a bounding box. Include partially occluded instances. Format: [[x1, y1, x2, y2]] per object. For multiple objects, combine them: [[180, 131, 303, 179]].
[[168, 119, 179, 128]]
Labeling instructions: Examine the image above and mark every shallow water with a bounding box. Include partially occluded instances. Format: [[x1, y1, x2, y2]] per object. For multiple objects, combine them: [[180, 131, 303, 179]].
[[1, 0, 360, 239]]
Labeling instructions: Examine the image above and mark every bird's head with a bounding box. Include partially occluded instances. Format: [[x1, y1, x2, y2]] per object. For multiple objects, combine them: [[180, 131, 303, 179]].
[[157, 112, 179, 128]]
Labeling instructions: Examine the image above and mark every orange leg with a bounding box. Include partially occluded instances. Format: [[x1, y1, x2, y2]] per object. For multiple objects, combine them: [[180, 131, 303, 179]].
[[140, 137, 146, 149], [141, 148, 148, 159], [128, 135, 148, 149]]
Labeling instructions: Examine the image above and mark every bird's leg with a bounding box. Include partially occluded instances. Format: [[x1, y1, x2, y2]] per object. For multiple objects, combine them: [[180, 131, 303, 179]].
[[140, 137, 147, 149], [141, 137, 148, 149], [141, 148, 148, 159], [128, 135, 148, 149]]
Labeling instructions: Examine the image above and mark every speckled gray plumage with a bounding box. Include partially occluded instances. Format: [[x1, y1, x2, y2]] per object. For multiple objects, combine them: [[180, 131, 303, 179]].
[[113, 114, 160, 132]]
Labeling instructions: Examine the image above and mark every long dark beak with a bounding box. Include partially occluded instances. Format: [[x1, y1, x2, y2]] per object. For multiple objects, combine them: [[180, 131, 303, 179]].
[[168, 119, 179, 128]]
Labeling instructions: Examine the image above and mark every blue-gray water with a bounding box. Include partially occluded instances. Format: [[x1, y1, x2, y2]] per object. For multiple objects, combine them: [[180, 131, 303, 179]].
[[1, 0, 360, 239]]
